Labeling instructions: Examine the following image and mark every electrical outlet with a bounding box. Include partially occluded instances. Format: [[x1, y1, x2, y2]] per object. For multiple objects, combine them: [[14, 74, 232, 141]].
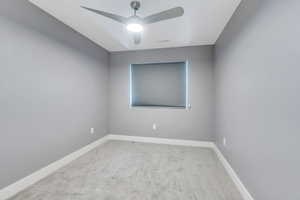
[[223, 137, 227, 147], [152, 123, 157, 131], [90, 128, 95, 134]]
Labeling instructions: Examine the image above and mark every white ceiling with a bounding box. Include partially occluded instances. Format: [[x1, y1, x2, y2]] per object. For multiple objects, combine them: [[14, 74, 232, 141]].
[[28, 0, 241, 52]]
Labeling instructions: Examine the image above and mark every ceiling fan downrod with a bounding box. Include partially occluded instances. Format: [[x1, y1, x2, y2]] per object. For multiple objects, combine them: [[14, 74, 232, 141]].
[[130, 1, 141, 16]]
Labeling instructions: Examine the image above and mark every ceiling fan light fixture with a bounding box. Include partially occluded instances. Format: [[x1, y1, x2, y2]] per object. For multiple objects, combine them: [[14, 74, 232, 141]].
[[126, 23, 143, 32]]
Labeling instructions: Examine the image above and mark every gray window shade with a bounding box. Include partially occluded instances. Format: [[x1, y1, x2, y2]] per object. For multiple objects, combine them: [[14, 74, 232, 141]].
[[131, 62, 187, 107]]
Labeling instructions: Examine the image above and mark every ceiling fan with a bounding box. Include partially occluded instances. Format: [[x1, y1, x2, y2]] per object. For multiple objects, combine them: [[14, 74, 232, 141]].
[[81, 1, 184, 45]]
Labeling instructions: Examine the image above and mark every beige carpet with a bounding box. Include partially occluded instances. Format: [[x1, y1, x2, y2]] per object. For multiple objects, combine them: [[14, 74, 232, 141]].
[[9, 140, 243, 200]]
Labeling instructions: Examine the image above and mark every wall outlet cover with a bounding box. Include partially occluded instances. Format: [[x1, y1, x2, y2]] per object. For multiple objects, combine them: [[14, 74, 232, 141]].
[[152, 124, 157, 131], [223, 137, 227, 147], [90, 128, 95, 134]]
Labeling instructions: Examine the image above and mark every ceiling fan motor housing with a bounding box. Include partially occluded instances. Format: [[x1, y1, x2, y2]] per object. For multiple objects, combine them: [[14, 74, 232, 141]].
[[131, 1, 141, 11]]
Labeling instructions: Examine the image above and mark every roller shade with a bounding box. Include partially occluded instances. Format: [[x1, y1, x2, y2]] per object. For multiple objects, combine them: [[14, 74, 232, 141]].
[[130, 61, 187, 107]]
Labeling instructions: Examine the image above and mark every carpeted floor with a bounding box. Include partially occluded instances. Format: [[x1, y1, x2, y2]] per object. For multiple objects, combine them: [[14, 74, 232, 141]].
[[9, 140, 243, 200]]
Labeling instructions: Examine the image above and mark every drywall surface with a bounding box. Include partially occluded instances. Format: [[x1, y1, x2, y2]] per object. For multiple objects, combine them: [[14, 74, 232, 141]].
[[0, 0, 109, 189], [214, 0, 300, 199], [109, 46, 214, 141]]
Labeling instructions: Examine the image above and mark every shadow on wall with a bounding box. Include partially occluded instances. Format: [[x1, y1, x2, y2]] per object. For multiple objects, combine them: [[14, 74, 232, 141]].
[[216, 0, 262, 54], [0, 0, 106, 61]]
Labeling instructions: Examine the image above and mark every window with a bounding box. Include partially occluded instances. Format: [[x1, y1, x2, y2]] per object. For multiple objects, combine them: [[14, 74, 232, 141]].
[[130, 61, 188, 108]]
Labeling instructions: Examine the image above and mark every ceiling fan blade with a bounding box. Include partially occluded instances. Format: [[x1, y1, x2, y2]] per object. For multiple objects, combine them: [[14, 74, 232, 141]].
[[143, 7, 184, 24], [133, 33, 141, 45], [81, 6, 128, 24]]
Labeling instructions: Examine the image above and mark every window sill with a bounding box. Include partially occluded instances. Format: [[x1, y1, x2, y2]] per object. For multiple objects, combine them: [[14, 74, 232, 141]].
[[130, 105, 191, 110]]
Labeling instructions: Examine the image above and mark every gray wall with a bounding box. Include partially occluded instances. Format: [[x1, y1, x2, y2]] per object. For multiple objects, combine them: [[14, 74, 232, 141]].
[[0, 0, 109, 189], [109, 46, 214, 141], [214, 0, 300, 199]]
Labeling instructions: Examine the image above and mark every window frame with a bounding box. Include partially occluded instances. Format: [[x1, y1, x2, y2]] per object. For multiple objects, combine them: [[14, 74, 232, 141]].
[[129, 61, 189, 109]]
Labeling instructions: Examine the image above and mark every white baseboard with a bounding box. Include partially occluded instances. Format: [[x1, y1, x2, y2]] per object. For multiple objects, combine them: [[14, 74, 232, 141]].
[[212, 144, 254, 200], [107, 134, 215, 148], [0, 135, 110, 200], [0, 134, 253, 200]]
